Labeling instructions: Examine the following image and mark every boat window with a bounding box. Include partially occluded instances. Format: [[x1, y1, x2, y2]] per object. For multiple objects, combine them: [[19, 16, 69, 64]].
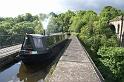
[[23, 37, 33, 50], [33, 38, 43, 48]]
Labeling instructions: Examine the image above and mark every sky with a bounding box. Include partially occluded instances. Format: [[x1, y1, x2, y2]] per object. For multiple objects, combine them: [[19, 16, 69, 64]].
[[0, 0, 124, 17]]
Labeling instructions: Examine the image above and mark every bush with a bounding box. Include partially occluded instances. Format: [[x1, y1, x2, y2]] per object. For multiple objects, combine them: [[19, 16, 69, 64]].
[[97, 47, 124, 82]]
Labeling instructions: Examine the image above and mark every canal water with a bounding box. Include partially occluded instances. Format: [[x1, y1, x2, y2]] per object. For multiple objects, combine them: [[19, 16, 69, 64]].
[[0, 61, 52, 82]]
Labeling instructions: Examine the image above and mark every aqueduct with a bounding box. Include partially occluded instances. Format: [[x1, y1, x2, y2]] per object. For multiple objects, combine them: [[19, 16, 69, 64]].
[[110, 16, 124, 46]]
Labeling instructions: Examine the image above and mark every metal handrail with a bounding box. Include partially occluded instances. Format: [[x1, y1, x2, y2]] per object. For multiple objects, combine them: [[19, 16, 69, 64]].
[[0, 34, 25, 49]]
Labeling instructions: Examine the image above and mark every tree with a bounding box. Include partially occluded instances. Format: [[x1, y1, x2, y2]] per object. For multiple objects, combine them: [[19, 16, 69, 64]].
[[99, 6, 121, 22], [24, 13, 33, 22], [12, 21, 35, 34], [70, 10, 97, 32], [47, 10, 75, 33], [0, 21, 13, 34], [33, 20, 44, 34], [15, 15, 24, 23]]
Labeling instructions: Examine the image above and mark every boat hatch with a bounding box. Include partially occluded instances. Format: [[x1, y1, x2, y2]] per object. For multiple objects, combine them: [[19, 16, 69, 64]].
[[21, 36, 37, 54]]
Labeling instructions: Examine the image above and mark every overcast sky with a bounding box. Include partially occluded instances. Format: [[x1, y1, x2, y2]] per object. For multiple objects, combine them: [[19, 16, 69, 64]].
[[0, 0, 124, 17]]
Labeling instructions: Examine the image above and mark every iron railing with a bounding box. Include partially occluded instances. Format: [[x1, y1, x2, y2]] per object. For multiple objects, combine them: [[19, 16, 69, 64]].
[[0, 34, 25, 49]]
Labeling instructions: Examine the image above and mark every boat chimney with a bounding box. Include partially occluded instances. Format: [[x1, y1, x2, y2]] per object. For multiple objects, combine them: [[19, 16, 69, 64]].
[[43, 30, 45, 36]]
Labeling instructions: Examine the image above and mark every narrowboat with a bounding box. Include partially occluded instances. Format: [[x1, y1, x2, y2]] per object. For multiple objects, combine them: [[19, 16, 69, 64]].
[[19, 34, 67, 64]]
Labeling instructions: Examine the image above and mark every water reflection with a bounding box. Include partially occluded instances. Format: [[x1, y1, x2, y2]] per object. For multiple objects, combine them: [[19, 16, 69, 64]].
[[0, 61, 51, 82], [17, 63, 49, 82]]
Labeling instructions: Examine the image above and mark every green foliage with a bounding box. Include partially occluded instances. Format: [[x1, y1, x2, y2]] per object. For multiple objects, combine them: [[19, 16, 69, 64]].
[[12, 21, 35, 34], [78, 6, 122, 82], [0, 13, 43, 48], [69, 10, 97, 33], [99, 6, 121, 21], [0, 21, 13, 34], [78, 6, 120, 53], [97, 47, 124, 82], [47, 10, 75, 33], [47, 16, 62, 33], [33, 20, 43, 34], [70, 16, 83, 32], [0, 13, 43, 35]]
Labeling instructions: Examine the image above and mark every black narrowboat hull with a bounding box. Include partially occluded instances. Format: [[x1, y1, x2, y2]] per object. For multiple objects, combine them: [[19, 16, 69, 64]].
[[20, 52, 53, 64], [20, 39, 68, 64]]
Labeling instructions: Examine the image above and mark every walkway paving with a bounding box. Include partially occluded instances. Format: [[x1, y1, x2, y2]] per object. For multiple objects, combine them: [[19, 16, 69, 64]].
[[0, 44, 21, 58], [48, 36, 103, 82]]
